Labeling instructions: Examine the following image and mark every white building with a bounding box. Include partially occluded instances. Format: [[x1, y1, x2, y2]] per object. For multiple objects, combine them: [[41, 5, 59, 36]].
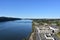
[[39, 26, 52, 34], [49, 25, 59, 34], [35, 26, 54, 40]]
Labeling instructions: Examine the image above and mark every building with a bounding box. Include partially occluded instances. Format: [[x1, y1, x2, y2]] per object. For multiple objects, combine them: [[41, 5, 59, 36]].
[[35, 26, 53, 40], [39, 26, 52, 34], [49, 25, 59, 34], [35, 25, 59, 40]]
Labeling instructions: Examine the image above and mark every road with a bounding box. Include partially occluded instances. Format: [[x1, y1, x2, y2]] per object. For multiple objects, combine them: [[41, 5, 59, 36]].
[[35, 27, 41, 40]]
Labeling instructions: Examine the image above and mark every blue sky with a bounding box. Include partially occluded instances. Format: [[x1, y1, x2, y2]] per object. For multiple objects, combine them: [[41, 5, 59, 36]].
[[0, 0, 60, 18]]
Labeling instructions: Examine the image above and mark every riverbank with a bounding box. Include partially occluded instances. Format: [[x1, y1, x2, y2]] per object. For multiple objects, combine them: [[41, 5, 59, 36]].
[[29, 21, 36, 40], [29, 32, 34, 40]]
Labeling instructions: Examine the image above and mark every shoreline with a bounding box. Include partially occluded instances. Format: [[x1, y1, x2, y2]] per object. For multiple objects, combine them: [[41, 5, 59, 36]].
[[0, 17, 21, 22], [29, 21, 36, 40]]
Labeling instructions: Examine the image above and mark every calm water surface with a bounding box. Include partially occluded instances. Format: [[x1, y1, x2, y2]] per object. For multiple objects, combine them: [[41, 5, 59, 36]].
[[0, 20, 32, 40]]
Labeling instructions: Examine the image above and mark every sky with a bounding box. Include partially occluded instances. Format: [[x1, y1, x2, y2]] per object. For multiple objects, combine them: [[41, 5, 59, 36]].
[[0, 0, 60, 18]]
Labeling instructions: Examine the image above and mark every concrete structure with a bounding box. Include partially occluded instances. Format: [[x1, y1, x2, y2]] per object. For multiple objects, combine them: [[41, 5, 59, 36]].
[[35, 26, 53, 40], [49, 26, 59, 34], [35, 25, 59, 40], [39, 26, 52, 34], [44, 34, 54, 40]]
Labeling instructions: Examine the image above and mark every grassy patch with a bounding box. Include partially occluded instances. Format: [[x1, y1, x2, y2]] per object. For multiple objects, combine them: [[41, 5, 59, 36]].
[[57, 32, 60, 38]]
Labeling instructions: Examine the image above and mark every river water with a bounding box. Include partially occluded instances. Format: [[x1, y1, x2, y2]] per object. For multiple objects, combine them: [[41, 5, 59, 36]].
[[0, 20, 32, 40]]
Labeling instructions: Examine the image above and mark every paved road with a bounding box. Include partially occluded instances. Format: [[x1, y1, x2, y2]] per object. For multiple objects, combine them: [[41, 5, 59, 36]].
[[35, 27, 41, 40]]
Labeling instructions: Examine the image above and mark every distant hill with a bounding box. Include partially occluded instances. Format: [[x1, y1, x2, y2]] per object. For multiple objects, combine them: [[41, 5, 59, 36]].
[[0, 17, 21, 22]]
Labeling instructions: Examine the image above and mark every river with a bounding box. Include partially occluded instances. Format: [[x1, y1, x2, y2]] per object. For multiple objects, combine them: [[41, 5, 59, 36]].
[[0, 20, 32, 40]]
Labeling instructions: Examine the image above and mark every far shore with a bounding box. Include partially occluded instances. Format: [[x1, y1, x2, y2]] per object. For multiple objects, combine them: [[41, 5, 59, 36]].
[[0, 17, 21, 22]]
